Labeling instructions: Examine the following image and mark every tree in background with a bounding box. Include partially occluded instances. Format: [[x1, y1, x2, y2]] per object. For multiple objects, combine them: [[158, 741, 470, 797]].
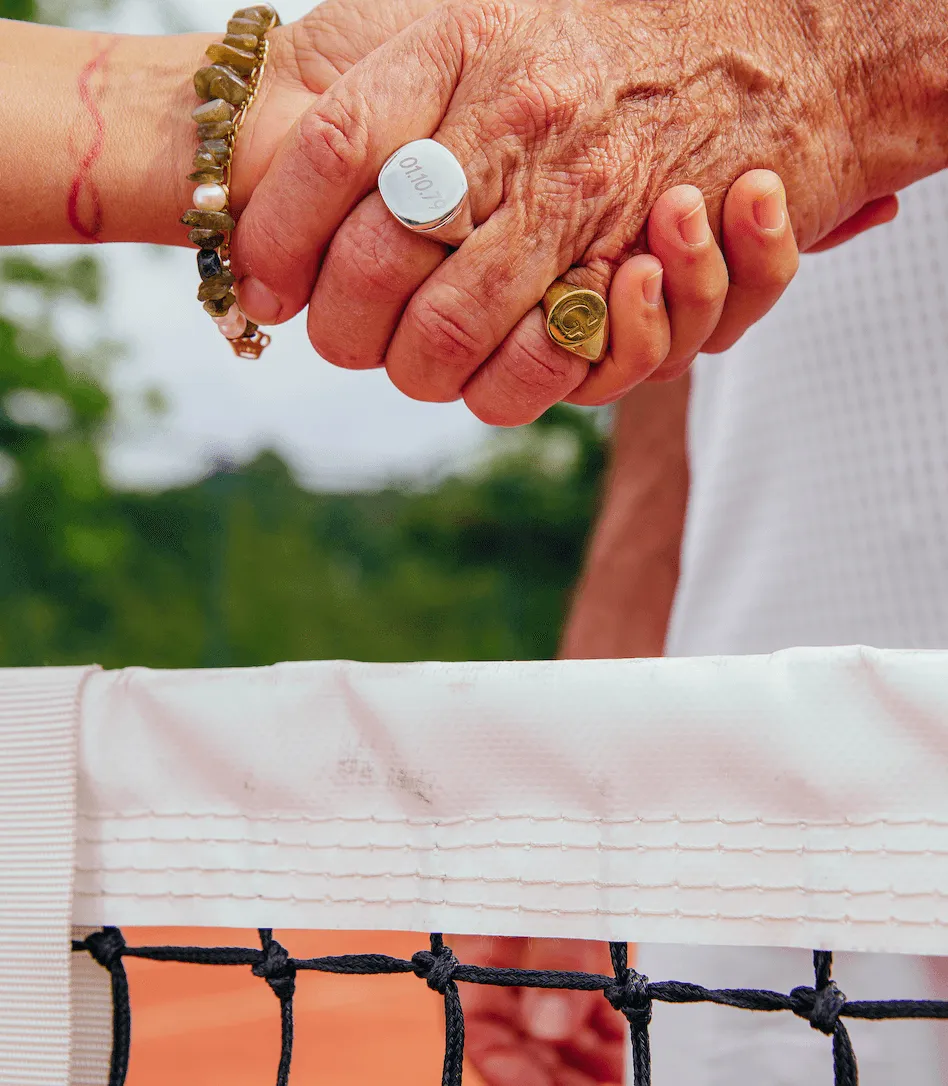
[[0, 0, 607, 669]]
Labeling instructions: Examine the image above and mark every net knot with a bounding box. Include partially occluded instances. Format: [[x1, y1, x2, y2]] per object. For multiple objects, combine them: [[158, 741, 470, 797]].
[[83, 927, 126, 971], [412, 943, 460, 995], [790, 980, 847, 1035], [252, 938, 297, 1002], [605, 970, 652, 1027]]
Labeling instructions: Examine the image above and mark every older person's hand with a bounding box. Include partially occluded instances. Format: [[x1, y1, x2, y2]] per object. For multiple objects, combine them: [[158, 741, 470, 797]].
[[230, 0, 809, 398], [231, 0, 929, 423]]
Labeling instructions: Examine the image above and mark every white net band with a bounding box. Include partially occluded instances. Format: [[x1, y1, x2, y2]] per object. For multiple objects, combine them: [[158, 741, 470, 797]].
[[1, 647, 948, 1083], [73, 648, 948, 954]]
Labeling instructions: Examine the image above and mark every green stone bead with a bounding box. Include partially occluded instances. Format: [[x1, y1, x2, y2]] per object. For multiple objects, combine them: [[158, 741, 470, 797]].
[[188, 168, 226, 184], [192, 149, 219, 172], [226, 18, 263, 40], [191, 98, 235, 125], [204, 292, 237, 317], [244, 320, 259, 337], [198, 271, 236, 303], [223, 32, 259, 52], [214, 67, 250, 106], [188, 228, 227, 249], [195, 64, 249, 106], [197, 121, 234, 141], [199, 139, 231, 164], [193, 66, 215, 100], [181, 209, 236, 232], [233, 5, 277, 30], [206, 42, 258, 75]]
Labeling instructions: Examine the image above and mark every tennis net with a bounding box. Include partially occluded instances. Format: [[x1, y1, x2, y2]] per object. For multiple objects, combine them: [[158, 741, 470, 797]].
[[72, 928, 948, 1086], [3, 649, 948, 1084]]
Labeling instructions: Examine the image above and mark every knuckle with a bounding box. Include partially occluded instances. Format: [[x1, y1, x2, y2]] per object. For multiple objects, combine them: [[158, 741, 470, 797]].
[[498, 329, 581, 399], [684, 271, 728, 311], [307, 292, 383, 370], [771, 245, 801, 285], [497, 76, 581, 142], [448, 0, 516, 48], [232, 214, 309, 306], [650, 354, 697, 383], [296, 97, 369, 187], [735, 241, 799, 293], [701, 333, 737, 355], [464, 394, 518, 427], [333, 215, 415, 302], [307, 313, 371, 370], [406, 288, 487, 370]]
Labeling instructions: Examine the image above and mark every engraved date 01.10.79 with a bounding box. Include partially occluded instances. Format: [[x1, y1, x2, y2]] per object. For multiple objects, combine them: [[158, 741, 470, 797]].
[[397, 155, 448, 212]]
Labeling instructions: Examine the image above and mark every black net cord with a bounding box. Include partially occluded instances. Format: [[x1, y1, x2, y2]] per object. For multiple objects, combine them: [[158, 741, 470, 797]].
[[607, 942, 651, 1086], [72, 928, 132, 1086], [253, 929, 297, 1086], [815, 951, 858, 1086], [414, 934, 465, 1086], [73, 928, 948, 1086]]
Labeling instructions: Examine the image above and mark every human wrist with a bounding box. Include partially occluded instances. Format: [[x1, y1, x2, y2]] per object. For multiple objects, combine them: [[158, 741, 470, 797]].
[[816, 0, 948, 203], [0, 22, 217, 248], [107, 32, 219, 247]]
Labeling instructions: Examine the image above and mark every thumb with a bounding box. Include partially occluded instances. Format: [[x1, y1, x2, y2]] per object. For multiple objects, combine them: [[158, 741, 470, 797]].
[[231, 8, 462, 326]]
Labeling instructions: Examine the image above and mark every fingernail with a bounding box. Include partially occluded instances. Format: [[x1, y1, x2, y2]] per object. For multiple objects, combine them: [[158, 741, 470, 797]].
[[754, 187, 785, 231], [525, 993, 573, 1041], [678, 202, 709, 246], [643, 268, 664, 306], [238, 277, 282, 325]]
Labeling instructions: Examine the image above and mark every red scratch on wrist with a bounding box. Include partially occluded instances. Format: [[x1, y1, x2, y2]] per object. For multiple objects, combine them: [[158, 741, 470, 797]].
[[67, 41, 117, 242]]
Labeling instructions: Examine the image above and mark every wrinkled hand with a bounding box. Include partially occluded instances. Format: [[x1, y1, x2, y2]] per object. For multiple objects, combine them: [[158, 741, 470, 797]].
[[229, 0, 910, 422]]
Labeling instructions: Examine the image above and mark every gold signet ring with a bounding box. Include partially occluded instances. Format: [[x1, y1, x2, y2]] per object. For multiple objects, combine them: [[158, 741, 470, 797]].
[[542, 281, 608, 363]]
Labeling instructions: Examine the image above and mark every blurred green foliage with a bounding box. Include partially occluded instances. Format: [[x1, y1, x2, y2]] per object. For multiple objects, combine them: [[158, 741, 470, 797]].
[[3, 0, 116, 26], [0, 248, 604, 666], [0, 0, 606, 669]]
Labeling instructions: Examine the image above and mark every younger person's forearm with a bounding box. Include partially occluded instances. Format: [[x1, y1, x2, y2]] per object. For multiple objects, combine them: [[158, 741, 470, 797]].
[[560, 377, 690, 661], [0, 19, 216, 247]]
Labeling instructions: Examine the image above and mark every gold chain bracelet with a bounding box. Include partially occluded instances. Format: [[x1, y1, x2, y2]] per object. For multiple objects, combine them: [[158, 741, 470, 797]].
[[181, 4, 281, 360]]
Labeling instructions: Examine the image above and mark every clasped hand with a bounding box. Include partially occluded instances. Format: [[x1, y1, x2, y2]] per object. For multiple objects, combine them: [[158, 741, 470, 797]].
[[226, 0, 897, 426], [209, 3, 904, 1081]]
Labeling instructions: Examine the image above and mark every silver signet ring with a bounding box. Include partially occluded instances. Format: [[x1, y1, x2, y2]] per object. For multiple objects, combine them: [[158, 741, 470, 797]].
[[378, 139, 472, 247]]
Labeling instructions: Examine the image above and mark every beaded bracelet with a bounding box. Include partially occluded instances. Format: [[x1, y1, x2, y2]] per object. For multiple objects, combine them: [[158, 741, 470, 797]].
[[181, 4, 281, 360]]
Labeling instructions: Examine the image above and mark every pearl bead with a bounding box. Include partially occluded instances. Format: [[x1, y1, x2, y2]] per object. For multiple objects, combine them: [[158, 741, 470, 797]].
[[214, 306, 248, 340], [193, 183, 228, 212]]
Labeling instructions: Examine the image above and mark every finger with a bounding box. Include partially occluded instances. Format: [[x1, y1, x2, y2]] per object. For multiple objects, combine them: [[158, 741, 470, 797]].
[[306, 191, 446, 369], [232, 7, 463, 326], [451, 935, 527, 1021], [591, 989, 627, 1043], [644, 185, 728, 380], [452, 936, 550, 1086], [555, 1069, 618, 1086], [460, 304, 588, 425], [385, 202, 569, 409], [701, 170, 799, 355], [473, 1045, 556, 1086], [806, 194, 899, 253], [519, 940, 611, 1045], [566, 255, 670, 406], [559, 1023, 624, 1083]]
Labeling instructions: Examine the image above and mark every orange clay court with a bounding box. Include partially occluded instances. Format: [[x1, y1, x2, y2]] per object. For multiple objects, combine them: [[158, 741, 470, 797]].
[[124, 928, 486, 1086]]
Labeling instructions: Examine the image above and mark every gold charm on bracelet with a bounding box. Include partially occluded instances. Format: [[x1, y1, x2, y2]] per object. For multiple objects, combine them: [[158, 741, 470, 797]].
[[542, 281, 609, 363]]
